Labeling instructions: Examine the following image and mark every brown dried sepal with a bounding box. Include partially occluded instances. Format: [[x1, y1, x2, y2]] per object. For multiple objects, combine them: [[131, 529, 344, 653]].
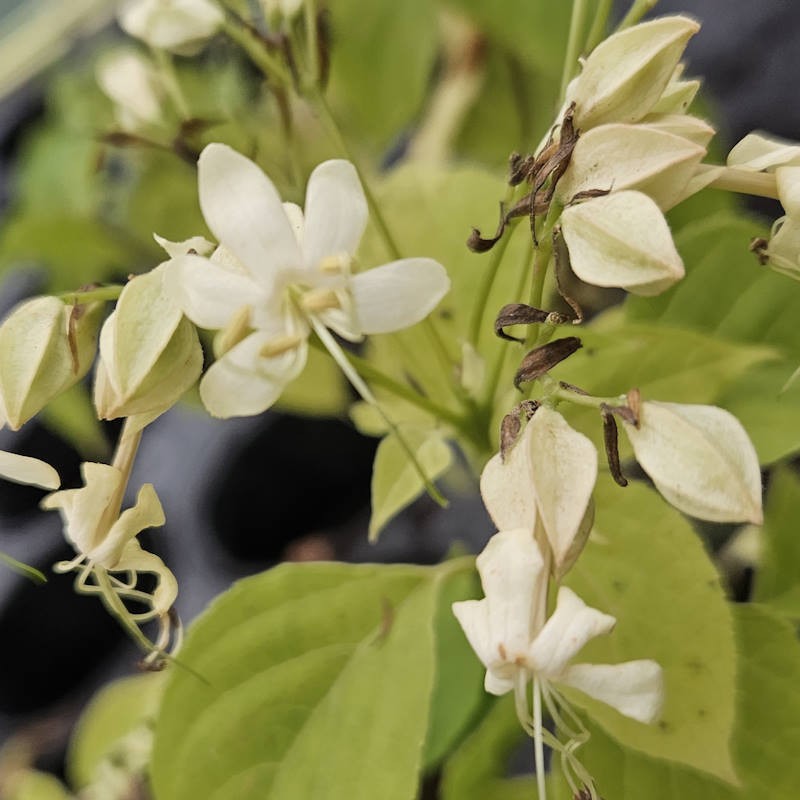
[[514, 336, 582, 389], [749, 236, 770, 266], [600, 403, 628, 487], [552, 226, 584, 323], [494, 303, 568, 342], [499, 399, 539, 461]]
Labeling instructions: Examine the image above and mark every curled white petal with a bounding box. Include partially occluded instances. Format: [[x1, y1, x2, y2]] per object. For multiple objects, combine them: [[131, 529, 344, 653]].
[[727, 131, 800, 171], [527, 587, 615, 678], [452, 598, 494, 670], [558, 660, 664, 724], [0, 451, 60, 490], [350, 258, 450, 334]]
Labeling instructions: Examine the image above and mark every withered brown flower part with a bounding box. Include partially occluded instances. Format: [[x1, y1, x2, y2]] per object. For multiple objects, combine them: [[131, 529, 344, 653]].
[[499, 399, 539, 460], [749, 236, 770, 266], [601, 403, 628, 487], [494, 303, 568, 342], [552, 225, 584, 323], [514, 336, 582, 389]]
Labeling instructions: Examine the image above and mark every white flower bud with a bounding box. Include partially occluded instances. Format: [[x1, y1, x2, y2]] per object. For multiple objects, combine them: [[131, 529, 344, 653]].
[[481, 406, 597, 577], [640, 113, 715, 148], [0, 296, 102, 430], [95, 265, 202, 421], [556, 124, 706, 210], [727, 131, 800, 171], [622, 401, 763, 524], [764, 216, 800, 279], [560, 190, 684, 296], [96, 49, 163, 132], [569, 15, 700, 129], [118, 0, 224, 56]]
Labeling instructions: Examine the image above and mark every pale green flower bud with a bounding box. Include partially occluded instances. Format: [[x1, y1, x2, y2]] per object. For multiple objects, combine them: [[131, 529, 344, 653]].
[[118, 0, 224, 56], [727, 131, 800, 171], [94, 265, 202, 421], [622, 401, 763, 524], [560, 190, 684, 296], [649, 64, 700, 115], [0, 296, 103, 430], [96, 49, 164, 133], [569, 15, 700, 129], [556, 124, 706, 210], [640, 113, 715, 148]]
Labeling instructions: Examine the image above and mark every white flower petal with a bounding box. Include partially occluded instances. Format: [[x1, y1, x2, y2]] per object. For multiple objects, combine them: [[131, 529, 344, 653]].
[[92, 483, 165, 567], [527, 407, 597, 572], [153, 233, 215, 259], [0, 451, 59, 490], [118, 0, 223, 53], [350, 258, 450, 335], [727, 131, 800, 171], [777, 166, 800, 218], [198, 144, 302, 291], [484, 667, 516, 696], [96, 49, 162, 128], [303, 160, 368, 271], [452, 598, 494, 669], [527, 587, 615, 678], [164, 253, 266, 330], [480, 425, 537, 532], [41, 463, 122, 554], [199, 330, 307, 418], [283, 202, 305, 245], [476, 528, 546, 664], [558, 660, 664, 724], [114, 539, 178, 616], [622, 402, 763, 524]]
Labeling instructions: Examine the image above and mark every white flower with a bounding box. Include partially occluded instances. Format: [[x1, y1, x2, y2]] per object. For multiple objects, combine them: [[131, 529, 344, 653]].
[[42, 463, 177, 621], [96, 49, 164, 132], [480, 405, 597, 579], [452, 529, 664, 723], [0, 448, 59, 490], [118, 0, 224, 55], [166, 143, 450, 417]]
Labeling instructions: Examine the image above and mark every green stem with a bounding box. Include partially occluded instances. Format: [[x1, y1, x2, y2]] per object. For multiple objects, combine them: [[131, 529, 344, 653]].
[[304, 0, 320, 84], [560, 0, 591, 102], [151, 47, 190, 120], [309, 317, 448, 507], [616, 0, 659, 31], [551, 380, 626, 409], [585, 0, 614, 53], [222, 17, 291, 88], [59, 285, 124, 305]]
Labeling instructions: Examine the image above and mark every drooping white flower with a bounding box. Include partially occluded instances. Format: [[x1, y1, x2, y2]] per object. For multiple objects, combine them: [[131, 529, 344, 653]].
[[42, 462, 177, 622], [118, 0, 224, 55], [621, 401, 763, 524], [480, 405, 597, 578], [560, 190, 685, 296], [165, 143, 450, 418], [452, 529, 664, 721]]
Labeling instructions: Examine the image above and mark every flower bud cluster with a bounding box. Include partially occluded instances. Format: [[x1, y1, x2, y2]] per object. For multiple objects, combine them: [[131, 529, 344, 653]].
[[556, 15, 712, 296]]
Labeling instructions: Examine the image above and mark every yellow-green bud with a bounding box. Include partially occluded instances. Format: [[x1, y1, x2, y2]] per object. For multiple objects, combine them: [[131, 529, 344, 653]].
[[0, 296, 103, 430]]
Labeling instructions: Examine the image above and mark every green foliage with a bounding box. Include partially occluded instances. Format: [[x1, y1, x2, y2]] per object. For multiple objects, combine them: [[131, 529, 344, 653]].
[[67, 673, 164, 789], [551, 604, 800, 800], [5, 772, 71, 800], [566, 475, 737, 782], [369, 427, 452, 540], [151, 559, 476, 800]]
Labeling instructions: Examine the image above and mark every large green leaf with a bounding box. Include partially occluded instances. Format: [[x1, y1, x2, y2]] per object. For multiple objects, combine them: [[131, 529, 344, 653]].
[[151, 559, 473, 800], [552, 604, 800, 800], [564, 475, 737, 783]]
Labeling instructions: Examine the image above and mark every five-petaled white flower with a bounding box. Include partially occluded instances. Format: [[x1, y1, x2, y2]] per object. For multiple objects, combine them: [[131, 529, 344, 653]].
[[165, 143, 450, 418], [453, 528, 663, 723]]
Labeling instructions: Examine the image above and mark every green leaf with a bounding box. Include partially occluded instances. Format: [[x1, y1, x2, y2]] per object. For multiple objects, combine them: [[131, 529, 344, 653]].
[[554, 604, 800, 800], [753, 465, 800, 605], [151, 560, 472, 800], [0, 551, 46, 583], [6, 772, 71, 800], [564, 475, 737, 783], [423, 566, 486, 769], [68, 673, 164, 789], [327, 0, 438, 152], [40, 382, 109, 461], [0, 214, 132, 291], [369, 427, 452, 540]]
